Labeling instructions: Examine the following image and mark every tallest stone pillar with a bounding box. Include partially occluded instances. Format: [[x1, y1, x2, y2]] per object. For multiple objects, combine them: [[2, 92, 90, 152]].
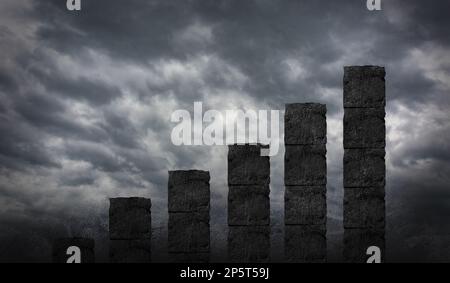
[[343, 66, 386, 262]]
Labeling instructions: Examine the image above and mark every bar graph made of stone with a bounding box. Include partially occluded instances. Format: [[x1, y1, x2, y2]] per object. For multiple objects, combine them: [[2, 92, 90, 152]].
[[65, 65, 390, 264], [228, 144, 270, 262], [168, 170, 210, 262], [284, 103, 327, 262], [109, 197, 152, 263], [343, 66, 386, 263]]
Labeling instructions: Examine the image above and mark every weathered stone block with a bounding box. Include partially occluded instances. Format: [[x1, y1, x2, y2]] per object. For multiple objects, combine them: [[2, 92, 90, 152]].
[[344, 187, 385, 229], [344, 228, 385, 263], [285, 186, 326, 225], [168, 212, 209, 253], [171, 253, 209, 263], [168, 170, 210, 213], [344, 66, 385, 108], [344, 108, 385, 148], [168, 170, 210, 185], [285, 103, 327, 145], [285, 225, 326, 263], [228, 144, 270, 185], [228, 185, 270, 226], [285, 145, 326, 186], [228, 226, 270, 263], [109, 239, 151, 263], [109, 197, 151, 240], [52, 237, 95, 263], [344, 149, 385, 187]]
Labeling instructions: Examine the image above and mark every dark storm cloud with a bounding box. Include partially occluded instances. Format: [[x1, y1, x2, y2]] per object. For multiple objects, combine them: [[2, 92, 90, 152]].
[[30, 66, 123, 106], [0, 0, 450, 262], [31, 0, 450, 109]]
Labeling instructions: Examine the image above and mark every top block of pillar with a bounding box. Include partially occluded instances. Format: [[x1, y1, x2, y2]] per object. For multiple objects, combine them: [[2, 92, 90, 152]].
[[168, 170, 210, 213], [109, 197, 152, 240], [344, 66, 385, 108], [228, 144, 270, 185], [285, 103, 327, 145]]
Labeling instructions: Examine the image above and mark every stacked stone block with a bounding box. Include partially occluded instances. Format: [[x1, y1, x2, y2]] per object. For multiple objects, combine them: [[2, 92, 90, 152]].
[[52, 237, 95, 263], [228, 144, 270, 262], [343, 66, 386, 262], [284, 103, 327, 262], [109, 197, 152, 263], [168, 170, 210, 262]]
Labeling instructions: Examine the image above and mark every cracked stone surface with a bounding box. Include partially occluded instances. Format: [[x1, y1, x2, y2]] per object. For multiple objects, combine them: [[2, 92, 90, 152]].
[[344, 187, 385, 229], [285, 103, 327, 145], [228, 226, 270, 263], [109, 239, 151, 263], [285, 225, 326, 263], [344, 107, 385, 148], [228, 185, 270, 226], [228, 144, 270, 185], [109, 197, 152, 240], [285, 186, 326, 225], [168, 170, 210, 213], [344, 66, 385, 108], [285, 145, 326, 186], [168, 212, 210, 253], [344, 148, 385, 188]]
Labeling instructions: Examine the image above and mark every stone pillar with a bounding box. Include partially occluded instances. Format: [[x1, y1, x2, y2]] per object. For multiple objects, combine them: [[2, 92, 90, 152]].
[[284, 103, 327, 262], [168, 170, 210, 262], [228, 144, 270, 262], [109, 197, 152, 263], [343, 66, 386, 263], [52, 237, 95, 263]]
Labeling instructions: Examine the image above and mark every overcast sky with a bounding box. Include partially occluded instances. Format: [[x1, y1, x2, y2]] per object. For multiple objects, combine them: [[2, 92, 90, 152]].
[[0, 0, 450, 262]]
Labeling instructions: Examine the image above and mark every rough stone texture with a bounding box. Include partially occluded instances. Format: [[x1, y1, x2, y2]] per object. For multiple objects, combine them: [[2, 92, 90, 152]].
[[285, 225, 326, 263], [228, 144, 270, 185], [285, 186, 326, 225], [227, 144, 270, 262], [344, 187, 385, 229], [344, 108, 385, 148], [344, 148, 385, 188], [109, 239, 151, 263], [168, 212, 209, 253], [109, 197, 151, 240], [285, 103, 327, 145], [228, 185, 270, 226], [171, 253, 210, 263], [168, 170, 210, 213], [228, 226, 270, 263], [344, 66, 385, 108], [344, 229, 385, 263], [168, 170, 210, 184], [52, 238, 95, 263], [285, 145, 326, 186]]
